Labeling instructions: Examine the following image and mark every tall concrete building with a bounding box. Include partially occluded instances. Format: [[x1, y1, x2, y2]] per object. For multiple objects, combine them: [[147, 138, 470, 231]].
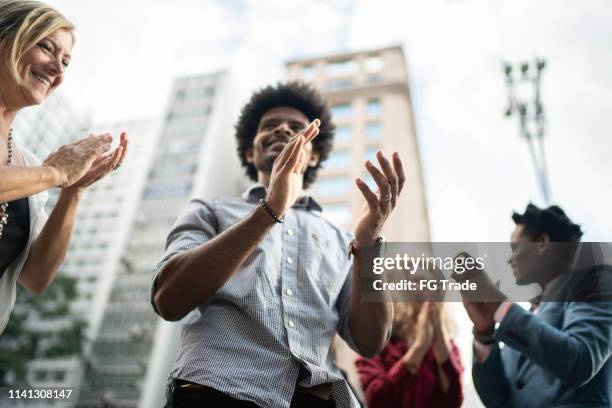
[[21, 118, 161, 406], [3, 88, 160, 406], [286, 45, 431, 399], [286, 45, 430, 242], [77, 71, 243, 408]]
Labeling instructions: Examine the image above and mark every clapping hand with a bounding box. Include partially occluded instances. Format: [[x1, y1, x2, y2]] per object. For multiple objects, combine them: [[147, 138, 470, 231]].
[[265, 120, 320, 215], [44, 133, 112, 187], [64, 132, 129, 193], [452, 252, 506, 335], [354, 152, 405, 246]]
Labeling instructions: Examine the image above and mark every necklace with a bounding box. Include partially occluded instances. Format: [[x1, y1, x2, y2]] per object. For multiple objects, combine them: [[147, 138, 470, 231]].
[[0, 128, 14, 239]]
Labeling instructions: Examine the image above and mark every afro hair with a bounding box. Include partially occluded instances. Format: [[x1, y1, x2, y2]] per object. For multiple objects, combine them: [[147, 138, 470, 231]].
[[234, 81, 335, 189]]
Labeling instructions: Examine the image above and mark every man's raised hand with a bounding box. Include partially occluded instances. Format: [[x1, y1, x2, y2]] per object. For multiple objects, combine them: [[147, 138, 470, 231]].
[[266, 119, 320, 215], [354, 151, 406, 246]]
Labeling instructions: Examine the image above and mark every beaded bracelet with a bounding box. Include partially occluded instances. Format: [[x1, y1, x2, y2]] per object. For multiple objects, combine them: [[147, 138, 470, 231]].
[[259, 199, 284, 224]]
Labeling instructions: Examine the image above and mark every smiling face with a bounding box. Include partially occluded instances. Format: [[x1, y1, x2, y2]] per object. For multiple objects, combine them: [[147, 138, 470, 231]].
[[246, 106, 320, 176], [16, 28, 73, 107]]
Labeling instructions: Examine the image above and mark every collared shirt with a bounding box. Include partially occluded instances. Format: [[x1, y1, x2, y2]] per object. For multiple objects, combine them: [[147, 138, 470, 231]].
[[151, 185, 361, 408]]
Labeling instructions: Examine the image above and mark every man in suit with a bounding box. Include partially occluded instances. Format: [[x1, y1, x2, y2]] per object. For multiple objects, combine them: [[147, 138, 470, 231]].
[[460, 203, 612, 408]]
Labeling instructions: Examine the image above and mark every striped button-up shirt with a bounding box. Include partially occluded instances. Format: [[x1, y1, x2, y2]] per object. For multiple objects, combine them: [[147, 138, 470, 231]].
[[151, 185, 361, 408]]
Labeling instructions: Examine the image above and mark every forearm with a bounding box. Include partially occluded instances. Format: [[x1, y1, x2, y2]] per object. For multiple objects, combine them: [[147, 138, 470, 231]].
[[19, 188, 82, 293], [348, 248, 393, 357], [401, 343, 429, 373], [434, 338, 462, 399], [0, 165, 61, 202], [154, 205, 276, 321], [433, 332, 451, 365], [433, 335, 451, 393], [496, 302, 612, 387]]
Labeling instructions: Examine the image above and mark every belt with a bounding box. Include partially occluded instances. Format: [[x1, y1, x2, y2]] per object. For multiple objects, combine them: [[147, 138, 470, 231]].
[[296, 383, 331, 401], [174, 379, 331, 401]]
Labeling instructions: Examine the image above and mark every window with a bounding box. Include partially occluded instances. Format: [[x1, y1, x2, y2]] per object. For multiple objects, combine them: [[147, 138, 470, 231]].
[[204, 86, 215, 98], [53, 371, 66, 382], [365, 56, 383, 72], [366, 122, 382, 140], [365, 146, 378, 163], [324, 203, 351, 225], [367, 99, 381, 116], [315, 176, 351, 197], [175, 90, 186, 101], [335, 127, 352, 144], [326, 59, 356, 77], [363, 146, 381, 191], [143, 181, 191, 200], [325, 150, 351, 170], [151, 162, 197, 178], [365, 56, 384, 83], [331, 103, 352, 119], [362, 173, 378, 192], [302, 64, 315, 80], [325, 79, 353, 91]]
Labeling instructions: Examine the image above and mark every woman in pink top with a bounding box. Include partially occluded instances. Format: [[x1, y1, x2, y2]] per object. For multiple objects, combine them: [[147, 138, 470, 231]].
[[356, 302, 463, 408]]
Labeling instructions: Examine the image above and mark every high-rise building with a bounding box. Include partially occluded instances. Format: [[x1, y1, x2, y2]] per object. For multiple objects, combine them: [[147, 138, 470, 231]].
[[286, 45, 430, 242], [22, 118, 161, 406], [286, 45, 431, 399], [77, 71, 243, 408]]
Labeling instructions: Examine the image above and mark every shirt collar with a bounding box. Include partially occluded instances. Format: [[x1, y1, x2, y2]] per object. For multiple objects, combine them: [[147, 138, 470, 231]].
[[242, 184, 323, 214]]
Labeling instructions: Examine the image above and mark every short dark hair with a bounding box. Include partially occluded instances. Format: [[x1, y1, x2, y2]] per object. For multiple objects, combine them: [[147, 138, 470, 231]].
[[512, 203, 583, 242], [235, 81, 335, 189]]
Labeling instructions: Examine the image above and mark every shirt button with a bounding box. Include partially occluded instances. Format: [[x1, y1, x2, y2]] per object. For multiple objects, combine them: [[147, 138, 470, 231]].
[[287, 257, 294, 264], [286, 229, 294, 236], [288, 320, 295, 328], [285, 288, 293, 296]]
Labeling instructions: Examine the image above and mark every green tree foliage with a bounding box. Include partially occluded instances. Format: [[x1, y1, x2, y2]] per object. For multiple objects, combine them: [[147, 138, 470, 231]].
[[0, 274, 86, 386]]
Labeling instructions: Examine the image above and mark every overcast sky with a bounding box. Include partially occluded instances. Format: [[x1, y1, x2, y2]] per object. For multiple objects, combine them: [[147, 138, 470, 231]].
[[43, 0, 612, 242], [33, 2, 611, 406]]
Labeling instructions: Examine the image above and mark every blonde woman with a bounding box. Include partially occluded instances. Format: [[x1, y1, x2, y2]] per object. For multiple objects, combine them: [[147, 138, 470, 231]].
[[0, 0, 128, 333], [356, 302, 463, 408]]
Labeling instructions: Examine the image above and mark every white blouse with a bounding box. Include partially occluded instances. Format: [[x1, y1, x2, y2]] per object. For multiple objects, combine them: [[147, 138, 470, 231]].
[[0, 148, 49, 334]]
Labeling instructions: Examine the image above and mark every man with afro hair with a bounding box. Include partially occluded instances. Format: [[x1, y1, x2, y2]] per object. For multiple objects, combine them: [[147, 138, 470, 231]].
[[461, 203, 612, 408], [152, 81, 406, 408]]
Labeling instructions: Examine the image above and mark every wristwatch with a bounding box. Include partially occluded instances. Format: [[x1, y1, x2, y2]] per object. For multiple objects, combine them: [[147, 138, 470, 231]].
[[348, 236, 386, 260], [473, 326, 496, 345]]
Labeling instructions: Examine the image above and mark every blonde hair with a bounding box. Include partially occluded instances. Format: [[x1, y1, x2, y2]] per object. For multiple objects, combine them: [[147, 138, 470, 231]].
[[392, 302, 455, 343], [0, 0, 74, 85]]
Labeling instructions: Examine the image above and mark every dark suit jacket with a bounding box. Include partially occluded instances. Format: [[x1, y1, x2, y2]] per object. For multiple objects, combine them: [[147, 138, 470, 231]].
[[473, 244, 612, 408]]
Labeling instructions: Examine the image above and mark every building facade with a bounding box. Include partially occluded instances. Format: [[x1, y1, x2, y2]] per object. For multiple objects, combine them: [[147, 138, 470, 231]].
[[286, 45, 431, 399], [286, 45, 430, 242], [23, 118, 161, 407], [76, 71, 242, 408]]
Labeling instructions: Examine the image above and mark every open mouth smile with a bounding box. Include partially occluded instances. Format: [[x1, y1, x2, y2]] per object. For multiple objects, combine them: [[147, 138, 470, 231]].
[[267, 141, 287, 151], [32, 72, 51, 87]]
